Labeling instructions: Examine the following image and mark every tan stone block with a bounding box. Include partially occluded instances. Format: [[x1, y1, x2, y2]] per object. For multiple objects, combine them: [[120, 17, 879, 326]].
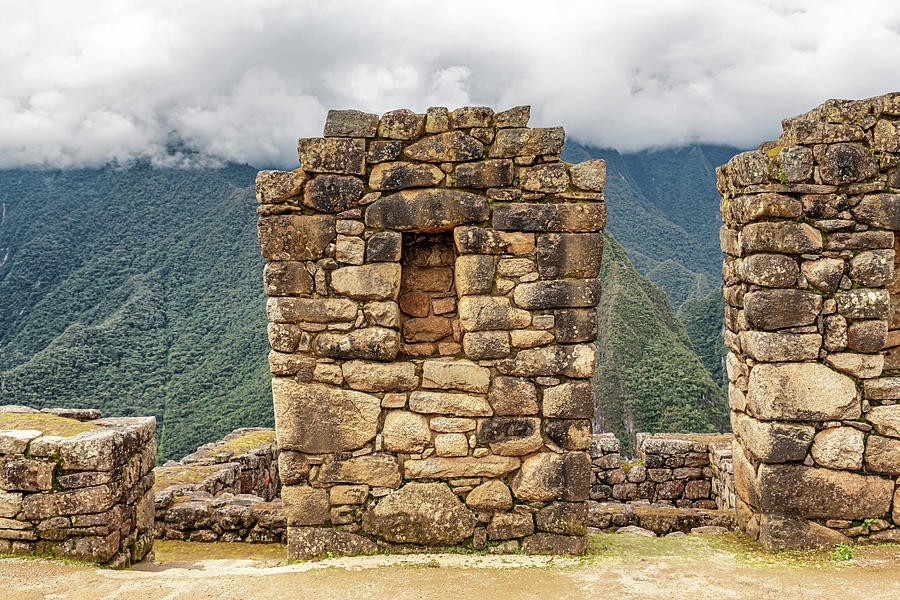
[[455, 255, 496, 296], [824, 352, 884, 378], [465, 480, 512, 511], [866, 404, 900, 436], [434, 433, 468, 457], [458, 296, 531, 331], [477, 417, 543, 456], [361, 482, 475, 545], [746, 362, 859, 421], [318, 454, 401, 488], [863, 435, 900, 475], [282, 485, 330, 526], [341, 361, 418, 392], [330, 263, 401, 300], [377, 109, 425, 140], [462, 331, 510, 360], [409, 391, 492, 417], [811, 427, 864, 470], [369, 162, 443, 190], [422, 359, 490, 393], [731, 412, 813, 463], [402, 316, 453, 343], [429, 417, 476, 433], [382, 411, 431, 453], [329, 485, 369, 505], [404, 455, 520, 479], [258, 215, 336, 261]]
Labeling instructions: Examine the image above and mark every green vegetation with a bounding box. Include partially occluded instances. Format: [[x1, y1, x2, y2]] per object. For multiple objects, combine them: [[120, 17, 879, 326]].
[[676, 286, 727, 389], [831, 544, 854, 561], [0, 411, 99, 437], [205, 429, 275, 457]]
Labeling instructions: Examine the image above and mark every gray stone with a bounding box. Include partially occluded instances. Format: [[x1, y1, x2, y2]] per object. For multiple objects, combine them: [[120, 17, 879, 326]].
[[743, 289, 821, 330], [570, 160, 606, 191], [740, 253, 798, 287], [489, 376, 539, 415], [263, 262, 314, 296], [847, 319, 887, 353], [824, 352, 884, 378], [403, 131, 483, 162], [543, 381, 594, 418], [303, 175, 365, 213], [477, 417, 543, 456], [378, 109, 425, 140], [382, 410, 432, 453], [330, 263, 401, 301], [367, 140, 403, 163], [314, 327, 400, 361], [465, 480, 512, 511], [455, 159, 514, 188], [462, 331, 511, 360], [422, 360, 490, 393], [272, 380, 380, 453], [298, 137, 366, 175], [404, 455, 520, 479], [453, 227, 535, 255], [739, 331, 821, 361], [730, 193, 802, 223], [449, 106, 494, 128], [409, 391, 492, 417], [258, 215, 336, 261], [362, 482, 475, 545], [535, 502, 587, 535], [0, 430, 42, 455], [23, 484, 118, 519], [0, 457, 54, 492], [836, 288, 890, 319], [536, 234, 603, 279], [341, 361, 418, 392], [458, 296, 531, 331], [746, 362, 859, 421], [489, 128, 565, 158], [819, 143, 878, 184], [266, 297, 357, 323], [255, 170, 306, 204], [324, 109, 379, 137], [513, 280, 602, 309], [554, 309, 598, 344], [365, 189, 489, 232], [758, 515, 849, 551], [520, 163, 569, 193], [849, 250, 894, 287], [852, 194, 900, 230], [58, 430, 125, 471], [740, 221, 822, 254], [287, 527, 377, 560], [811, 427, 864, 470], [493, 106, 530, 128], [801, 258, 845, 293], [282, 486, 330, 526], [365, 231, 402, 262], [369, 161, 444, 191], [318, 454, 402, 488], [487, 512, 534, 540], [425, 107, 450, 133], [773, 146, 813, 182], [511, 452, 590, 502], [455, 255, 496, 296], [497, 344, 595, 378]]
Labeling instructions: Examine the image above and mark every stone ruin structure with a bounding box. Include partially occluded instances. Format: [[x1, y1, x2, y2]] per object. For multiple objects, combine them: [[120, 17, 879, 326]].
[[719, 91, 900, 550], [256, 105, 606, 557], [0, 406, 156, 567]]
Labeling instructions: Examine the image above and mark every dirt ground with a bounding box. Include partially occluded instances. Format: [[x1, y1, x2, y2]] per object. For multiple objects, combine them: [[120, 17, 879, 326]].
[[3, 534, 900, 600]]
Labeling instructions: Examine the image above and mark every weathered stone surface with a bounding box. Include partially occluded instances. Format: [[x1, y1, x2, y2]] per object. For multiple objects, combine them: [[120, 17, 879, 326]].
[[298, 137, 366, 175], [801, 258, 844, 293], [826, 230, 895, 250], [863, 435, 900, 475], [543, 420, 591, 450], [363, 301, 400, 329], [409, 391, 492, 416], [272, 380, 380, 453], [403, 131, 483, 162], [477, 417, 543, 456], [511, 452, 590, 502], [402, 315, 453, 343], [404, 455, 520, 479], [492, 106, 530, 128], [455, 160, 514, 188], [23, 484, 118, 520], [543, 381, 594, 418], [874, 118, 900, 152], [740, 253, 798, 287], [449, 106, 493, 128], [324, 109, 378, 137], [849, 250, 894, 287], [433, 433, 468, 457], [378, 109, 425, 140], [536, 234, 602, 279], [510, 329, 554, 347], [824, 314, 848, 351], [425, 107, 450, 133], [269, 349, 315, 376], [462, 331, 511, 360], [739, 331, 821, 361], [746, 362, 859, 421], [866, 405, 900, 437], [329, 485, 369, 505], [430, 417, 476, 433], [382, 410, 431, 454], [852, 194, 900, 230], [497, 344, 595, 378], [740, 221, 822, 254], [774, 145, 814, 182], [263, 262, 314, 297], [465, 480, 512, 511], [520, 163, 569, 193], [318, 454, 401, 488], [58, 430, 125, 471], [553, 309, 597, 344], [489, 127, 565, 158], [570, 159, 606, 191], [330, 262, 400, 301], [365, 231, 402, 262], [258, 215, 336, 261], [487, 512, 534, 540], [513, 279, 602, 309], [757, 463, 893, 519], [523, 532, 587, 554], [336, 234, 365, 265], [422, 360, 490, 393], [846, 319, 887, 353], [314, 327, 400, 360], [0, 430, 42, 455], [824, 352, 884, 378], [819, 143, 878, 184], [282, 486, 330, 526], [341, 361, 417, 392], [455, 255, 496, 296], [454, 226, 535, 255], [730, 193, 802, 223], [267, 297, 356, 323], [811, 427, 864, 470], [303, 175, 365, 213], [256, 170, 306, 204], [0, 457, 54, 492], [278, 451, 310, 485], [489, 376, 539, 415], [743, 289, 822, 330], [0, 491, 22, 518], [362, 482, 475, 545], [535, 502, 587, 536], [836, 288, 890, 319], [369, 161, 444, 191], [758, 515, 850, 551], [725, 151, 768, 186], [365, 188, 489, 232], [458, 296, 531, 331], [492, 203, 606, 233], [287, 527, 377, 560], [367, 140, 403, 163]]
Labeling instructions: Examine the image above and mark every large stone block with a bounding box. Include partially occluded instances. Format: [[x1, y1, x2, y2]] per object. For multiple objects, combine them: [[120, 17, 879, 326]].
[[732, 410, 813, 463], [487, 512, 534, 540], [757, 463, 893, 519], [368, 162, 444, 191], [801, 258, 844, 293], [510, 452, 590, 502], [0, 430, 42, 455], [455, 159, 514, 188], [266, 297, 357, 323], [449, 106, 494, 128], [542, 381, 594, 418], [740, 253, 799, 287], [453, 226, 535, 255], [818, 143, 878, 184], [287, 527, 377, 560], [811, 427, 864, 470], [263, 262, 313, 296], [403, 131, 483, 162], [282, 486, 330, 526], [849, 249, 894, 287], [570, 159, 606, 191], [553, 309, 597, 344], [422, 360, 491, 393], [743, 289, 821, 330], [739, 331, 821, 361], [58, 430, 125, 471], [362, 482, 475, 545], [365, 189, 489, 232], [255, 170, 306, 204], [257, 215, 336, 261], [314, 327, 400, 360], [476, 417, 543, 456], [740, 221, 822, 254], [489, 127, 565, 158], [496, 344, 595, 378], [409, 391, 492, 417], [455, 255, 496, 296], [835, 288, 891, 319], [863, 435, 900, 475], [458, 296, 531, 331], [404, 455, 520, 479], [536, 234, 602, 279], [330, 263, 401, 300], [492, 203, 605, 233], [323, 109, 379, 137], [462, 331, 511, 360], [272, 380, 380, 453], [341, 361, 417, 392], [317, 454, 402, 488], [298, 137, 366, 175], [465, 480, 512, 511], [746, 362, 859, 421], [866, 405, 900, 437], [513, 280, 602, 309], [0, 457, 54, 492], [851, 194, 900, 230], [824, 352, 884, 378], [303, 175, 365, 213], [543, 419, 592, 451], [758, 514, 850, 551], [382, 410, 431, 454], [377, 109, 425, 140], [23, 484, 118, 520], [489, 376, 539, 415], [520, 163, 569, 193]]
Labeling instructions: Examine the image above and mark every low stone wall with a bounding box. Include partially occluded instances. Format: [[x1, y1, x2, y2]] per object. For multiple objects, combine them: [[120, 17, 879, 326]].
[[709, 440, 736, 511], [589, 433, 733, 509], [0, 406, 156, 568], [153, 428, 280, 542], [588, 502, 736, 536]]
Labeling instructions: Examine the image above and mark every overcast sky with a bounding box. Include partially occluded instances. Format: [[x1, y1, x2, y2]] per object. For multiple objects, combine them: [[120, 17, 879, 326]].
[[2, 0, 899, 169]]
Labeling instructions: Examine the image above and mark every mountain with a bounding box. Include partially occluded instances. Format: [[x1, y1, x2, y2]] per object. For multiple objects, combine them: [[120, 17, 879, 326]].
[[593, 233, 729, 455], [0, 165, 271, 461]]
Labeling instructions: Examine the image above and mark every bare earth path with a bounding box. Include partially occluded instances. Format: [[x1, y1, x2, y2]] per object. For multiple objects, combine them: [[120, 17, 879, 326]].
[[2, 534, 899, 600]]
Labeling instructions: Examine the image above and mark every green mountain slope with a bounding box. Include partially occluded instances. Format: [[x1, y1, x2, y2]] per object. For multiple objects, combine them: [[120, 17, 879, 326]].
[[677, 286, 728, 389], [594, 233, 729, 455], [0, 165, 270, 461]]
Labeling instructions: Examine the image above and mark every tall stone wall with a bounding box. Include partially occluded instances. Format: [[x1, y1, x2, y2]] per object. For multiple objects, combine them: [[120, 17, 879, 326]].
[[256, 105, 606, 558], [719, 92, 900, 550]]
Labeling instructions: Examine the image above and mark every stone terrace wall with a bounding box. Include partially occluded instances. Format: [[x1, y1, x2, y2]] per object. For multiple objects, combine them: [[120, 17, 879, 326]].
[[153, 428, 283, 543], [718, 92, 900, 550], [256, 105, 606, 558], [0, 406, 155, 568]]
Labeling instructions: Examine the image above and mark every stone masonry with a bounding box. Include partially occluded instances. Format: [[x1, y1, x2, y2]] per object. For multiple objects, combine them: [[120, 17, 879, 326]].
[[0, 406, 156, 568], [256, 105, 606, 558], [719, 92, 900, 550]]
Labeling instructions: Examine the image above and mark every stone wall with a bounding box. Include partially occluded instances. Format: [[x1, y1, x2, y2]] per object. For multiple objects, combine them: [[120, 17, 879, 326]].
[[718, 92, 900, 550], [0, 406, 156, 568], [154, 428, 281, 543], [256, 105, 606, 558]]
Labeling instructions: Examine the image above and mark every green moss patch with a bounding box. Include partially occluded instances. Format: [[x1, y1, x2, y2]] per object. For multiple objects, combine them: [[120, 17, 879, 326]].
[[153, 540, 286, 562], [204, 430, 275, 458], [0, 412, 99, 438]]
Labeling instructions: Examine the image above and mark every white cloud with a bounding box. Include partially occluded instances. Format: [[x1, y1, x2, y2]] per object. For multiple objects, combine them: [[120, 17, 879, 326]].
[[0, 0, 898, 168]]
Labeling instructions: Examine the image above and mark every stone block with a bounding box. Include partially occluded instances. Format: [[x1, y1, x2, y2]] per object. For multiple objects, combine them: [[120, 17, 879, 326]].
[[740, 253, 799, 287], [425, 107, 450, 133], [846, 319, 887, 353], [811, 427, 864, 470], [404, 455, 520, 479], [323, 109, 378, 137], [23, 484, 118, 520], [863, 435, 900, 475], [513, 279, 602, 309], [731, 412, 814, 463], [520, 163, 569, 193], [743, 289, 821, 330], [477, 417, 543, 456], [740, 221, 822, 254], [378, 109, 425, 140], [0, 430, 42, 455], [570, 159, 606, 191], [465, 480, 512, 512], [382, 410, 432, 453], [866, 404, 900, 436], [852, 194, 900, 230], [314, 327, 400, 360], [849, 249, 894, 287], [511, 452, 590, 502], [364, 188, 489, 231], [365, 231, 402, 262], [758, 514, 850, 551], [277, 451, 310, 485], [543, 419, 592, 450], [402, 316, 453, 343], [489, 127, 565, 158], [819, 143, 878, 184], [369, 161, 444, 190], [536, 233, 602, 279], [455, 160, 514, 188], [554, 309, 598, 344], [287, 527, 377, 560], [303, 175, 365, 213], [58, 430, 125, 471], [362, 482, 475, 545], [824, 352, 883, 378], [455, 255, 496, 296], [255, 170, 306, 204], [330, 263, 401, 300], [403, 131, 483, 162], [0, 457, 54, 492], [543, 381, 594, 418], [487, 512, 534, 540], [408, 391, 492, 417], [746, 362, 859, 421], [801, 258, 844, 293], [258, 215, 336, 261], [263, 262, 313, 296], [836, 288, 890, 320], [433, 433, 468, 457], [454, 226, 535, 255], [496, 344, 595, 378], [422, 360, 491, 393], [458, 296, 531, 331], [282, 486, 330, 526], [739, 331, 821, 361], [367, 140, 402, 163], [341, 361, 418, 392], [329, 485, 369, 505], [318, 454, 401, 488], [266, 297, 357, 323], [462, 331, 511, 359], [298, 137, 366, 175], [488, 376, 539, 415], [449, 106, 494, 128]]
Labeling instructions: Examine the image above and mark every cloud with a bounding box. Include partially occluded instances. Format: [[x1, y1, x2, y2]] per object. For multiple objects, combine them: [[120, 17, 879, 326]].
[[1, 0, 898, 168]]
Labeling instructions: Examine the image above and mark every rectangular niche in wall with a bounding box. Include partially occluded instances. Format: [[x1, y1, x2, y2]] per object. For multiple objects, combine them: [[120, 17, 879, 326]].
[[399, 233, 460, 357]]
